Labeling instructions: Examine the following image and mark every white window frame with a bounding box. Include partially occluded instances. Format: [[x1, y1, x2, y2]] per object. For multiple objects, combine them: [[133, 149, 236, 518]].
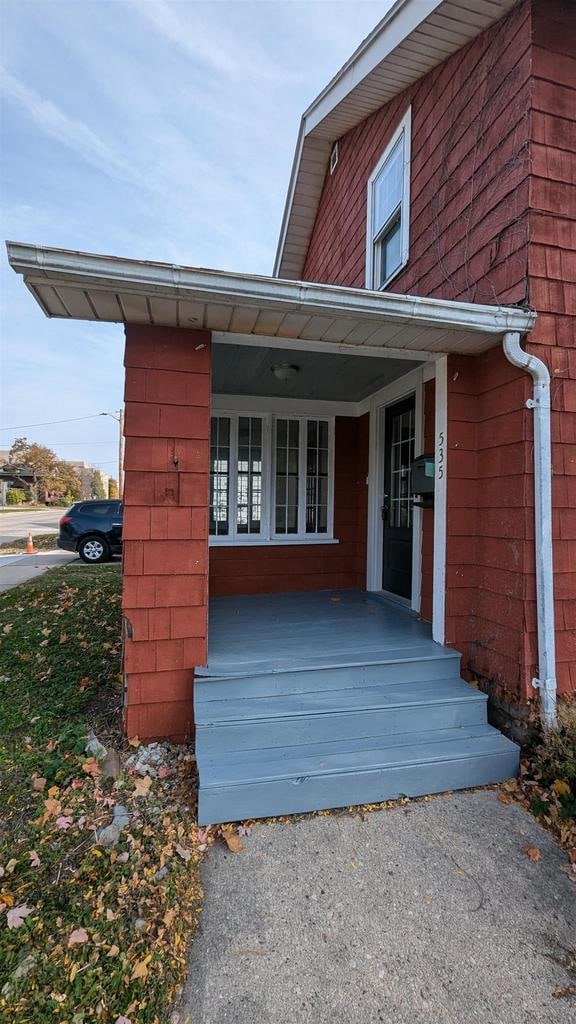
[[209, 410, 336, 546], [365, 106, 411, 292]]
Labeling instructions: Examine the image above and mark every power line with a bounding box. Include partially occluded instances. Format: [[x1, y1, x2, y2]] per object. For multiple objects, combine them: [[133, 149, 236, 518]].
[[0, 413, 120, 431]]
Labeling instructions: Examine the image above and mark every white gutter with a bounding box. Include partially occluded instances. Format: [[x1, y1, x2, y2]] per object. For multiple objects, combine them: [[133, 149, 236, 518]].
[[502, 331, 557, 729], [6, 242, 536, 340]]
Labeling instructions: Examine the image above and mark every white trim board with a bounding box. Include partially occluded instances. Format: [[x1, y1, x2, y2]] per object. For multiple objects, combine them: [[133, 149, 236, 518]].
[[212, 394, 360, 418], [432, 354, 448, 645], [212, 331, 436, 363]]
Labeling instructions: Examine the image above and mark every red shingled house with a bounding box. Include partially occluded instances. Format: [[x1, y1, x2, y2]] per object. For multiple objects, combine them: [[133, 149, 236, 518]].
[[7, 0, 575, 822]]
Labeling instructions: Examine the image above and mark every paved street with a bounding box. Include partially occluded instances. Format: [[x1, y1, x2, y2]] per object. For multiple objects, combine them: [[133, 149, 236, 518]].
[[0, 508, 62, 543], [179, 791, 576, 1024]]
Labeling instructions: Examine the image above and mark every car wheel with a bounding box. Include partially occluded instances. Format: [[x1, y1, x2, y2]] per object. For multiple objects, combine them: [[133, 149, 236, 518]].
[[78, 535, 111, 564]]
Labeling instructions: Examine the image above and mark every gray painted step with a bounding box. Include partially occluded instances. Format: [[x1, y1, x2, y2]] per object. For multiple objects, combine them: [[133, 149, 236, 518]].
[[197, 725, 520, 824], [194, 648, 462, 698], [195, 679, 488, 754], [195, 592, 519, 826]]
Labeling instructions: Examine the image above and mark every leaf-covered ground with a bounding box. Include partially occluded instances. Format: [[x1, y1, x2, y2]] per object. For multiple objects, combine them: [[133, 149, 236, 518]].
[[0, 564, 208, 1024], [0, 533, 58, 554]]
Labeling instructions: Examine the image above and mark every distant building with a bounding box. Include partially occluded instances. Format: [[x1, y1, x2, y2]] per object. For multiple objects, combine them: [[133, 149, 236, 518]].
[[65, 461, 110, 500]]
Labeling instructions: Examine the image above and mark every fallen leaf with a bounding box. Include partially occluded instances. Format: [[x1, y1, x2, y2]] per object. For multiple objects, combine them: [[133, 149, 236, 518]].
[[78, 677, 91, 691], [6, 904, 33, 929], [47, 785, 59, 798], [107, 944, 120, 958], [133, 776, 152, 798], [5, 858, 17, 875], [69, 963, 79, 983], [28, 850, 40, 868], [131, 959, 149, 981], [56, 816, 73, 830], [498, 793, 514, 805], [43, 798, 62, 818], [67, 927, 89, 947], [175, 843, 192, 862], [551, 779, 571, 798], [221, 826, 243, 853], [82, 758, 101, 778], [32, 776, 46, 792], [128, 736, 141, 748], [3, 623, 13, 633], [522, 845, 541, 862], [157, 766, 170, 779], [115, 1017, 133, 1024], [117, 851, 129, 863], [163, 909, 176, 928], [45, 739, 57, 752]]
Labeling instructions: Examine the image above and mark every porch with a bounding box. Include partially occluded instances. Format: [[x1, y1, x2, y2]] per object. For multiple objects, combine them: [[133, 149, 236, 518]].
[[6, 244, 537, 755], [194, 590, 519, 824]]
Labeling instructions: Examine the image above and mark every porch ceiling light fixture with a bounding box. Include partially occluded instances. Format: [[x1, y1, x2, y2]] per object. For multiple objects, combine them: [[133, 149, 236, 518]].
[[271, 362, 300, 382]]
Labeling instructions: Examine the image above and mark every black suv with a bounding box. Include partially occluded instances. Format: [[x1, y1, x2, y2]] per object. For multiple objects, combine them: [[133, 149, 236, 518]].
[[58, 500, 123, 563]]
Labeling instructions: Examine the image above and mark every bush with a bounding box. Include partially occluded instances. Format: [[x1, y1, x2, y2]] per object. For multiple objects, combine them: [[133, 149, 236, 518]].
[[534, 702, 576, 820], [6, 488, 26, 505]]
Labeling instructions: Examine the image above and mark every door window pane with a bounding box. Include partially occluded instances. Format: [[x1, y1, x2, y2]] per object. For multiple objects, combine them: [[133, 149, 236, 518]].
[[389, 405, 415, 529]]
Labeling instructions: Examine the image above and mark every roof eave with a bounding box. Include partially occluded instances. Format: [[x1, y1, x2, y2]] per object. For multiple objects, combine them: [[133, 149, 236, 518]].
[[6, 241, 535, 345]]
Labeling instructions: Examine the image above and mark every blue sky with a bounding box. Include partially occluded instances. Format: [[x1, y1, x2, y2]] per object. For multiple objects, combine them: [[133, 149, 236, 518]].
[[1, 0, 387, 478]]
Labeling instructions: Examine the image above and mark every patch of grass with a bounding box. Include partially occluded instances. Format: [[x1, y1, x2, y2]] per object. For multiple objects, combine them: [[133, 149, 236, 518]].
[[0, 564, 205, 1023], [0, 533, 58, 554]]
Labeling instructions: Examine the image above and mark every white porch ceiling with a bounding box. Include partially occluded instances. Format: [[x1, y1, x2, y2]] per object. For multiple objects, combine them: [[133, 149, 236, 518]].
[[274, 0, 519, 279], [6, 243, 534, 357], [213, 343, 422, 402]]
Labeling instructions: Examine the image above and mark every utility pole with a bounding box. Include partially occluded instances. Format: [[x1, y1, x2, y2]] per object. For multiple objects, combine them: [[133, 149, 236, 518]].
[[100, 409, 125, 498]]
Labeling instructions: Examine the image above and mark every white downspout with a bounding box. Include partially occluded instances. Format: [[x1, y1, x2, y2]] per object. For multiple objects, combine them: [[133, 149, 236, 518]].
[[502, 331, 557, 729]]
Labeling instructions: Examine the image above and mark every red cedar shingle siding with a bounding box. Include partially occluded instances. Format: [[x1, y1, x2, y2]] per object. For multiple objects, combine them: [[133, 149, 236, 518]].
[[122, 325, 211, 740], [303, 0, 532, 306], [210, 415, 370, 596], [300, 0, 575, 702], [528, 0, 576, 694]]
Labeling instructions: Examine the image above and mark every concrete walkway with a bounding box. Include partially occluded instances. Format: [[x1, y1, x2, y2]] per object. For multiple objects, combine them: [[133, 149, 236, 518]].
[[0, 550, 77, 591], [179, 791, 575, 1024]]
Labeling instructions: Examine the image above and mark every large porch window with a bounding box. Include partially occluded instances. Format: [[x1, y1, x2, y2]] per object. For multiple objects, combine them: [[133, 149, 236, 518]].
[[209, 412, 334, 544]]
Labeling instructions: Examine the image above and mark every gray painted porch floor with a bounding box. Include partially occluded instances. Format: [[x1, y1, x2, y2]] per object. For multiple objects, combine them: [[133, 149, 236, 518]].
[[199, 589, 442, 677]]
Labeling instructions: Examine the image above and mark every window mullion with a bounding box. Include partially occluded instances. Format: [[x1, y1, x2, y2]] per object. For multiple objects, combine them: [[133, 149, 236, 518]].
[[298, 417, 306, 536], [328, 419, 335, 538], [229, 414, 239, 542], [262, 414, 271, 541]]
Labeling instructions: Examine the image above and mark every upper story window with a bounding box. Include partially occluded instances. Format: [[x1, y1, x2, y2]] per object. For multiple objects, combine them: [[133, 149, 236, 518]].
[[209, 412, 334, 545], [366, 107, 411, 291]]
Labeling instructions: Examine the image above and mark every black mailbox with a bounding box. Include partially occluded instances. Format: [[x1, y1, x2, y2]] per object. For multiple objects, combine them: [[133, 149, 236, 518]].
[[411, 452, 434, 508]]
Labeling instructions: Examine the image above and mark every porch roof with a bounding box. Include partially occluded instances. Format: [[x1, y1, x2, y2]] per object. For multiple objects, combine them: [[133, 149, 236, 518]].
[[6, 241, 534, 357]]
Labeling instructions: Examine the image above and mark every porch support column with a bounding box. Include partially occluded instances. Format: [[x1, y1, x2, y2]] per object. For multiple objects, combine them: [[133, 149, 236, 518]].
[[432, 355, 447, 644], [121, 324, 211, 742]]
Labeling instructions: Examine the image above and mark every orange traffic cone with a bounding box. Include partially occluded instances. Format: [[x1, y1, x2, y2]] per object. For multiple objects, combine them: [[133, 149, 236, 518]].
[[26, 532, 36, 555]]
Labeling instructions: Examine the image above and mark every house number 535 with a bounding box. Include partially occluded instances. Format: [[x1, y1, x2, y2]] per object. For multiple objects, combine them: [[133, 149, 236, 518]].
[[437, 432, 445, 479]]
